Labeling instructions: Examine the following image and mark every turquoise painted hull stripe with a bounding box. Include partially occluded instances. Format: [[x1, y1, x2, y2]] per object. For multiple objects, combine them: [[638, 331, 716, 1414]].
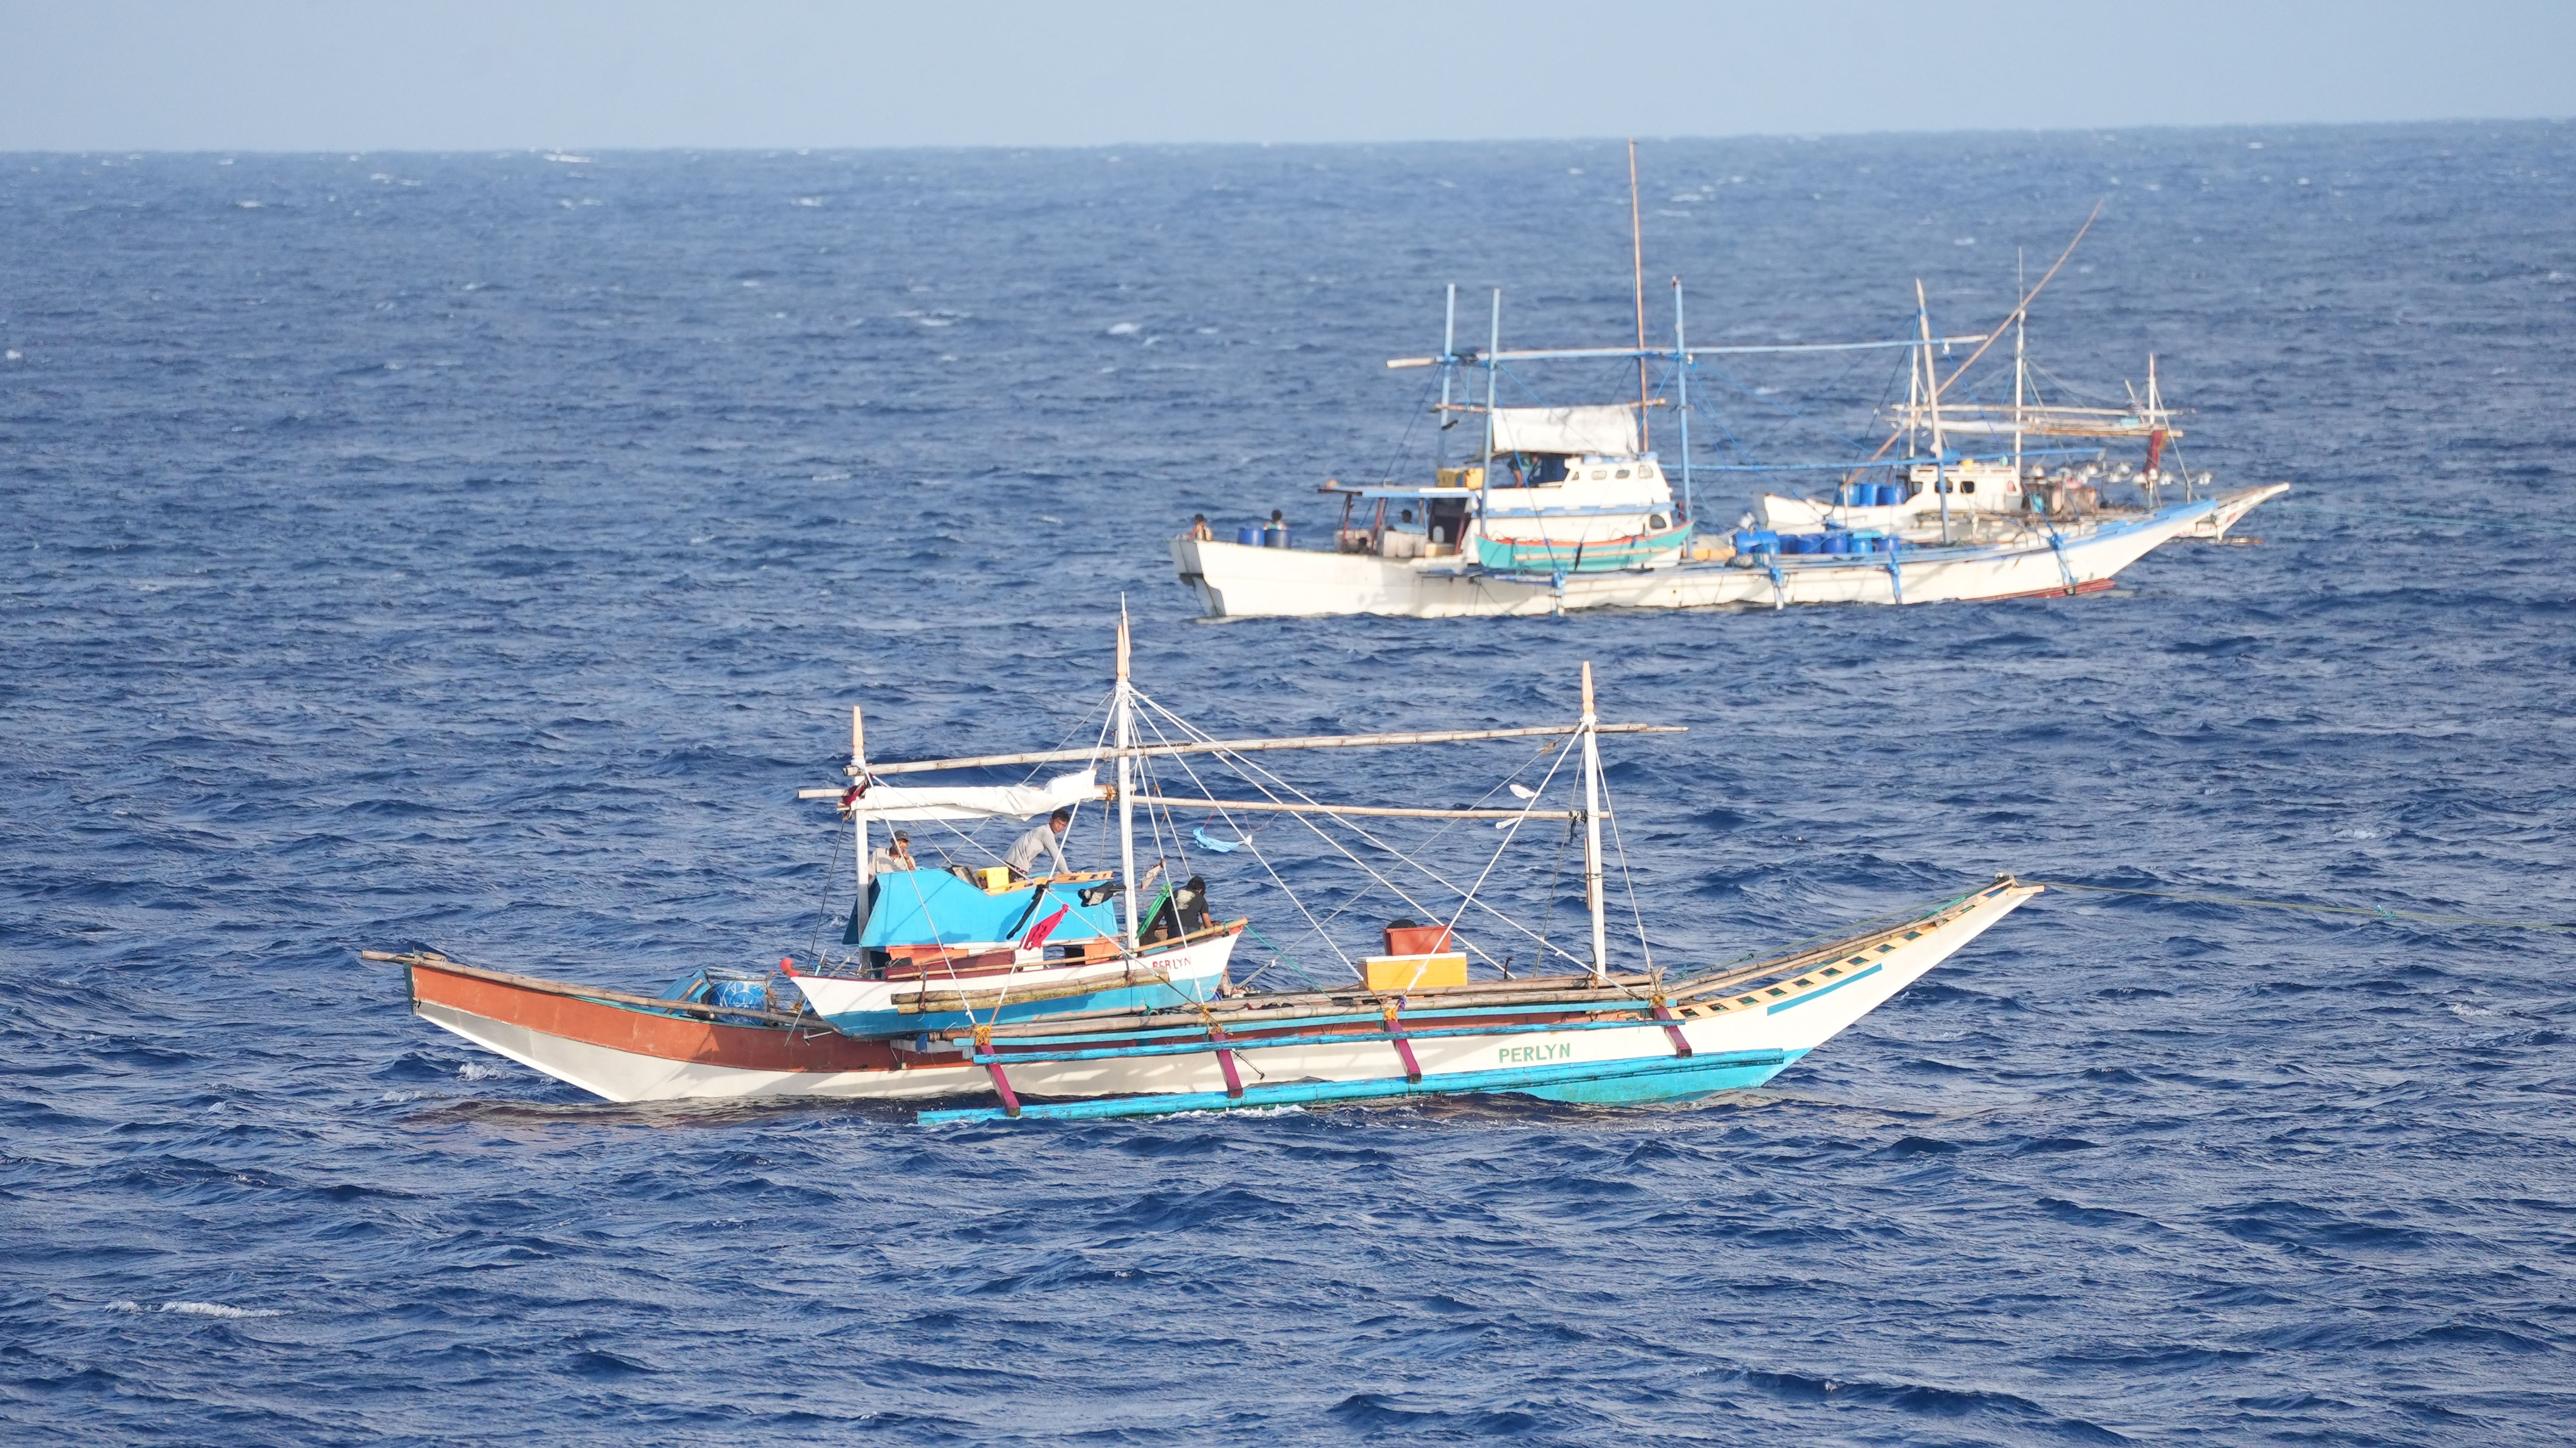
[[1012, 996, 1642, 1050], [917, 1048, 1792, 1124], [1475, 526, 1691, 575], [976, 1011, 1701, 1066], [1520, 1052, 1804, 1105], [1767, 961, 1881, 1014]]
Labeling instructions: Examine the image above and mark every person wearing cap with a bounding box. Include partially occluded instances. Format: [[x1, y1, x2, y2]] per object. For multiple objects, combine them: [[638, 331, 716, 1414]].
[[1185, 513, 1214, 541], [1003, 807, 1074, 881], [868, 830, 916, 876]]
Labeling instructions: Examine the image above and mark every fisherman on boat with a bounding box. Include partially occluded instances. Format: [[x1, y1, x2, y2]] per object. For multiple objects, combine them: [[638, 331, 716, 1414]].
[[868, 829, 916, 876], [1004, 807, 1074, 881], [1185, 513, 1214, 541], [1140, 874, 1213, 945]]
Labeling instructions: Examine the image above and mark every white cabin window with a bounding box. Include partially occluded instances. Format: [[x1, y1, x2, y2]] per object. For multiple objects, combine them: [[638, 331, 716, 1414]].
[[1614, 468, 1631, 479], [1962, 480, 1976, 494], [1591, 469, 1607, 480]]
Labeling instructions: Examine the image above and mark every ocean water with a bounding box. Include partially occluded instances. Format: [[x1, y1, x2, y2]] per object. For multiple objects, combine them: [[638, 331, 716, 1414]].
[[2, 124, 2572, 1444]]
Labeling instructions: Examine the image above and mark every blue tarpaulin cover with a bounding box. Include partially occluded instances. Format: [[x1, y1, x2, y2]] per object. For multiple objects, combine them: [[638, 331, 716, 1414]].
[[858, 869, 1118, 948]]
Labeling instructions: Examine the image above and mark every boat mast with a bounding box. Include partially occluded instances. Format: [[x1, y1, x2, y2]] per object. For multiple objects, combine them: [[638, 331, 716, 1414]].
[[1115, 605, 1139, 952], [1671, 276, 1693, 525], [1903, 330, 1922, 461], [1482, 289, 1501, 488], [851, 703, 870, 912], [1628, 139, 1649, 452], [1916, 279, 1952, 545], [2012, 249, 2027, 483], [1436, 282, 1458, 468], [1580, 661, 1608, 983]]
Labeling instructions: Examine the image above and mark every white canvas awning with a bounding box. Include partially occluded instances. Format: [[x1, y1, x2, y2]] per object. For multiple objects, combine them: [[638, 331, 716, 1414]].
[[1488, 405, 1638, 458], [801, 767, 1105, 821]]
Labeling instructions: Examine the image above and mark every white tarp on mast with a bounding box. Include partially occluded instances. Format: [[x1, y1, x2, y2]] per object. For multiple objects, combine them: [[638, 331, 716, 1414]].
[[1488, 405, 1639, 457], [841, 768, 1104, 822]]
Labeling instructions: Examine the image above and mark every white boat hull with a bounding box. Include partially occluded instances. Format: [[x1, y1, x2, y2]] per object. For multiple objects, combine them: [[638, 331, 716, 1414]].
[[787, 931, 1238, 1037], [403, 955, 982, 1103], [1174, 504, 2212, 618], [1759, 483, 2286, 545]]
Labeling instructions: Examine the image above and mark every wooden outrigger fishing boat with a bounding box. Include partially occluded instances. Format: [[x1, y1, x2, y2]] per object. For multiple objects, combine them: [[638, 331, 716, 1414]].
[[374, 613, 2036, 1120]]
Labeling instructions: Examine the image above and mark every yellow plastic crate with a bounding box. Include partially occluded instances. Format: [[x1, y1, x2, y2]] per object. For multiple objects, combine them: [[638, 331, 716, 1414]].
[[1362, 953, 1468, 992]]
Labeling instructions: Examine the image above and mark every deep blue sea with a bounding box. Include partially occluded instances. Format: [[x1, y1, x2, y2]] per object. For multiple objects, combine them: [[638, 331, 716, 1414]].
[[4, 124, 2573, 1445]]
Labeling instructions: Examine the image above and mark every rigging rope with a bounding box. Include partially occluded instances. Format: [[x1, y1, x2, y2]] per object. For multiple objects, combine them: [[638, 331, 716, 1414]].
[[1129, 688, 1594, 973]]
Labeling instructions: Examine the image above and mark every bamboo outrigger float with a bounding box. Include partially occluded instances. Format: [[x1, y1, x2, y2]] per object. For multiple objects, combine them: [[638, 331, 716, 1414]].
[[375, 612, 2036, 1121]]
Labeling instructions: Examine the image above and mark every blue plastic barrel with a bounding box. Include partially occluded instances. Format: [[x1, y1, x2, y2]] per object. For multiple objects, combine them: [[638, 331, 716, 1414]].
[[1871, 482, 1896, 507], [1828, 533, 1852, 555], [707, 979, 768, 1010], [1732, 530, 1757, 554], [1235, 525, 1262, 546], [1755, 530, 1780, 552], [1263, 525, 1289, 548]]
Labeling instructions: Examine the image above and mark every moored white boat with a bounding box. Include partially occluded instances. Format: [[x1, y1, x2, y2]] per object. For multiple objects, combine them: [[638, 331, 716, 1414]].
[[1181, 497, 2211, 617]]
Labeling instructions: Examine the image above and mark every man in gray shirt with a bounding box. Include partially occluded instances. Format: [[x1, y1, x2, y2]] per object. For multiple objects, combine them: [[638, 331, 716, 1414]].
[[1002, 808, 1073, 881]]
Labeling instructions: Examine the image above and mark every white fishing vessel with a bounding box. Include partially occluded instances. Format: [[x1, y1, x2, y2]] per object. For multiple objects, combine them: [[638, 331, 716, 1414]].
[[1755, 278, 2287, 546], [1176, 187, 2267, 620], [378, 615, 2040, 1119]]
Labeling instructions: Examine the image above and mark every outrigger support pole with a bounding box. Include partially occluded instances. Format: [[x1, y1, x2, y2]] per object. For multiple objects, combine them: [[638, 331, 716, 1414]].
[[1580, 662, 1608, 983]]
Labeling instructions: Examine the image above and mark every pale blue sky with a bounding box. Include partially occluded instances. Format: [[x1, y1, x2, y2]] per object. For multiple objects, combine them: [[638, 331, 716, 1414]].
[[2, 0, 2569, 151]]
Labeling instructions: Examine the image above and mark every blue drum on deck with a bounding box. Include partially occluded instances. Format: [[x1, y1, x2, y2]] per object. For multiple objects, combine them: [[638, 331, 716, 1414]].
[[1235, 525, 1262, 546], [706, 979, 769, 1011], [1877, 482, 1903, 507], [1733, 530, 1758, 554], [1264, 525, 1289, 548], [1754, 530, 1780, 552]]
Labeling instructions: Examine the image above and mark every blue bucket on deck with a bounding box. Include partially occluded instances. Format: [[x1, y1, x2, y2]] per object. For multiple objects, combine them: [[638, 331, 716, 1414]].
[[1826, 533, 1851, 555], [707, 978, 769, 1011], [1235, 525, 1262, 546], [1264, 525, 1289, 548], [1876, 482, 1902, 507]]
